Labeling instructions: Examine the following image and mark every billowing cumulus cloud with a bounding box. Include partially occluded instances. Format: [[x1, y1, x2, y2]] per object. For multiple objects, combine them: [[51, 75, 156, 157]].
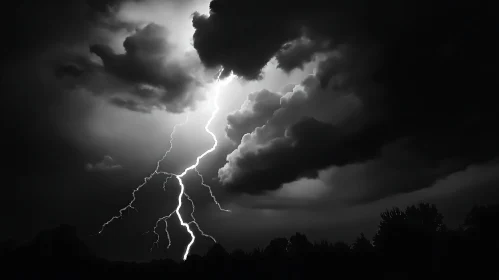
[[275, 37, 331, 73], [191, 0, 399, 79], [220, 54, 368, 194], [213, 0, 498, 198], [225, 89, 282, 143], [220, 116, 387, 194], [5, 0, 209, 116], [192, 0, 300, 79], [90, 23, 202, 113], [2, 0, 209, 187]]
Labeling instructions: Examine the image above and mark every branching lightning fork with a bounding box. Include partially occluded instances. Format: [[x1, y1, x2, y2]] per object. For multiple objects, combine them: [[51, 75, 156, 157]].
[[150, 210, 175, 252], [194, 168, 231, 212], [98, 68, 234, 261], [97, 114, 189, 235]]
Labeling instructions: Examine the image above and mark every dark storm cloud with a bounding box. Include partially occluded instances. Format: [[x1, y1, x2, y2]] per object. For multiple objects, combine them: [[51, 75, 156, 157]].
[[55, 64, 85, 79], [86, 0, 145, 13], [193, 0, 497, 80], [225, 89, 282, 143], [2, 0, 138, 63], [215, 0, 498, 197], [221, 117, 389, 194], [1, 0, 182, 253], [319, 139, 472, 206], [191, 0, 385, 79], [2, 0, 117, 177], [192, 0, 302, 79], [2, 0, 203, 192], [90, 23, 201, 113], [275, 37, 331, 73], [219, 50, 369, 193], [108, 97, 152, 113], [4, 0, 201, 115]]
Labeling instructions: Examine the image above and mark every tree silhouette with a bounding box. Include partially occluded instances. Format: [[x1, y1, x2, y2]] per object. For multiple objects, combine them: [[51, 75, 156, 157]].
[[231, 249, 247, 260], [250, 247, 264, 259], [462, 203, 499, 273], [205, 243, 229, 259], [372, 206, 406, 254], [287, 232, 312, 256], [464, 204, 499, 242], [373, 202, 445, 273], [351, 233, 374, 255], [313, 239, 333, 254], [331, 241, 350, 256], [405, 202, 445, 233], [264, 237, 288, 257]]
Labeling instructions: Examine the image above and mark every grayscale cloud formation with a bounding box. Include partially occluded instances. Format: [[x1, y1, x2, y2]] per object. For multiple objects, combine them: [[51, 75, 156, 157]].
[[191, 0, 499, 202]]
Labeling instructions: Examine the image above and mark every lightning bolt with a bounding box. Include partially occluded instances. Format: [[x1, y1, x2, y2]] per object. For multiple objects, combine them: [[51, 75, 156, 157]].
[[185, 191, 217, 243], [97, 114, 189, 235], [98, 67, 235, 261], [150, 210, 175, 252], [194, 168, 230, 212], [151, 69, 235, 260]]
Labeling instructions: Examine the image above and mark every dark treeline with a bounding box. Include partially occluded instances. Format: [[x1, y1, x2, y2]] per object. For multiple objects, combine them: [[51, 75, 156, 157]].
[[2, 202, 498, 279]]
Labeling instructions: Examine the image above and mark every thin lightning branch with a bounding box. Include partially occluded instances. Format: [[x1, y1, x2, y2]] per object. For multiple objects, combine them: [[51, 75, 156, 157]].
[[185, 192, 217, 243], [148, 190, 218, 255], [162, 174, 173, 191], [97, 114, 189, 235], [156, 114, 190, 172], [189, 221, 217, 243], [150, 210, 176, 252], [102, 68, 235, 261], [163, 219, 172, 248], [184, 192, 197, 221], [194, 168, 231, 212]]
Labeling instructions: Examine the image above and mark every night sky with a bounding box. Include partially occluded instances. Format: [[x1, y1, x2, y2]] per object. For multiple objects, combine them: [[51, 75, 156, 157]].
[[2, 0, 498, 262]]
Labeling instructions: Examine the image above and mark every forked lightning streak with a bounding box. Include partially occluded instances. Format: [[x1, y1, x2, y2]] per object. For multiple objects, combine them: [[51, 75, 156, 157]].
[[97, 114, 189, 235], [97, 68, 234, 261]]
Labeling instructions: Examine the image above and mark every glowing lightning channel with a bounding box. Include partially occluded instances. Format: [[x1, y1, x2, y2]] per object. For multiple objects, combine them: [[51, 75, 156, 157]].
[[97, 114, 189, 235], [171, 69, 236, 260], [102, 67, 234, 261]]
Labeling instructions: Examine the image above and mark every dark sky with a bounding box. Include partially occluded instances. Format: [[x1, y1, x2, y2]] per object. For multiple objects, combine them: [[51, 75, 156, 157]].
[[2, 0, 498, 262]]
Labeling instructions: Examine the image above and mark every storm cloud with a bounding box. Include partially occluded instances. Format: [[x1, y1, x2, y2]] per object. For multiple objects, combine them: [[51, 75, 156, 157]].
[[4, 0, 206, 115], [90, 23, 202, 113], [225, 89, 282, 143], [191, 0, 416, 79], [212, 0, 498, 198]]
